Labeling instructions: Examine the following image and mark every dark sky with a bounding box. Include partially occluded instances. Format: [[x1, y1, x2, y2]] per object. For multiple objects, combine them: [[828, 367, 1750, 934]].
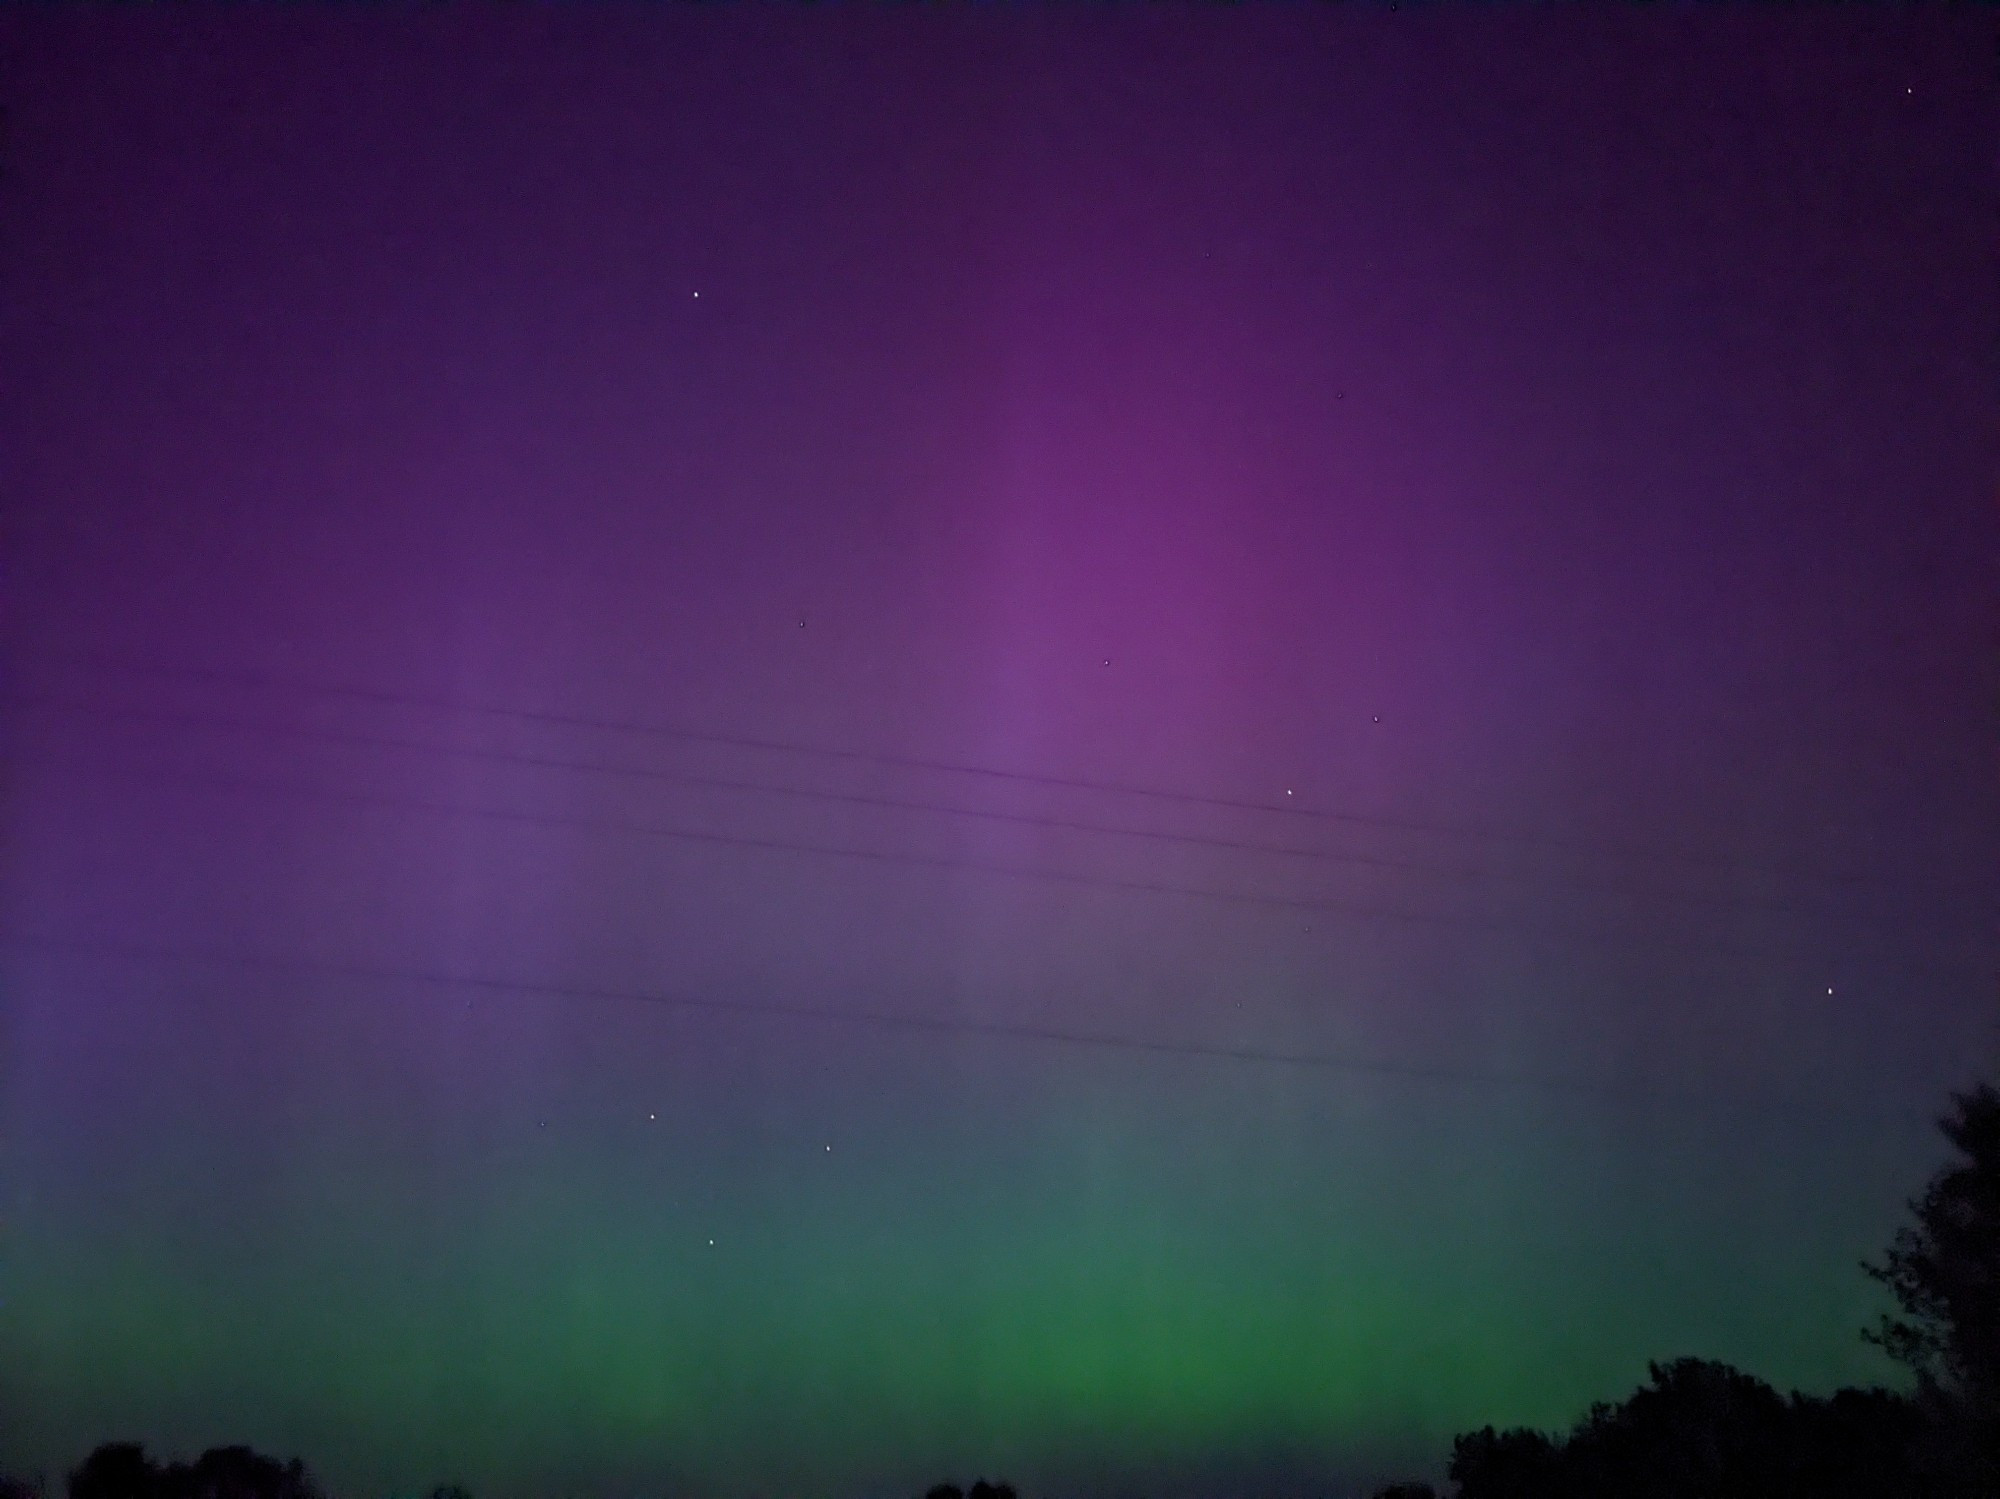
[[2, 8, 1995, 1499]]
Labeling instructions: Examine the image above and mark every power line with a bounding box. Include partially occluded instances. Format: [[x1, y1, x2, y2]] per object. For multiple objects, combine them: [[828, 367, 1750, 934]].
[[24, 651, 1955, 896], [1, 749, 1575, 937], [0, 928, 1931, 1127], [10, 749, 1989, 981], [13, 690, 1938, 921]]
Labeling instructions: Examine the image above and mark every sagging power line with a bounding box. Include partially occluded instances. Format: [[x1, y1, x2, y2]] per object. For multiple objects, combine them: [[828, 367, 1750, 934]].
[[12, 689, 1943, 921], [0, 928, 1930, 1128], [24, 651, 1962, 897], [10, 749, 1989, 982]]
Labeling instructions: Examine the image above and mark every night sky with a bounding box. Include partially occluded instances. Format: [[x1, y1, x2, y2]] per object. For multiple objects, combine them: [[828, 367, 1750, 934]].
[[2, 8, 1995, 1498]]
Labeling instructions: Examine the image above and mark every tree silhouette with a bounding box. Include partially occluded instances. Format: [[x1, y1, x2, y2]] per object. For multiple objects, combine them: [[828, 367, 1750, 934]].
[[67, 1446, 318, 1499], [1865, 1080, 2000, 1487], [1364, 1078, 2000, 1497], [1445, 1424, 1566, 1499], [1426, 1360, 1929, 1499], [1560, 1359, 1791, 1498], [162, 1448, 316, 1499], [1786, 1386, 1927, 1497], [923, 1479, 1014, 1499], [67, 1446, 155, 1499]]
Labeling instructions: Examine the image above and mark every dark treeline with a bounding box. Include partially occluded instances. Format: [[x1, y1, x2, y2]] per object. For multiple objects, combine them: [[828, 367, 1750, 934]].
[[13, 1456, 475, 1499], [63, 1446, 319, 1499], [1377, 1360, 1932, 1499], [1373, 1081, 2000, 1498], [13, 1085, 1996, 1499]]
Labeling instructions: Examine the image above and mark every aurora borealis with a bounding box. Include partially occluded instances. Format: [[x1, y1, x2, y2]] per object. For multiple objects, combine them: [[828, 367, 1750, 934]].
[[2, 7, 1995, 1498]]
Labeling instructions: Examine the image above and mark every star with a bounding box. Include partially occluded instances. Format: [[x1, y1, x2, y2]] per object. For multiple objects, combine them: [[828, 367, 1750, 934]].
[[1286, 789, 1294, 797], [648, 1113, 657, 1121], [693, 290, 702, 298]]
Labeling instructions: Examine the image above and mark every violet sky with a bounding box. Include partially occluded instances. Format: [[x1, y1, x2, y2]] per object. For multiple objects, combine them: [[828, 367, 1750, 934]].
[[2, 8, 1995, 1498]]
